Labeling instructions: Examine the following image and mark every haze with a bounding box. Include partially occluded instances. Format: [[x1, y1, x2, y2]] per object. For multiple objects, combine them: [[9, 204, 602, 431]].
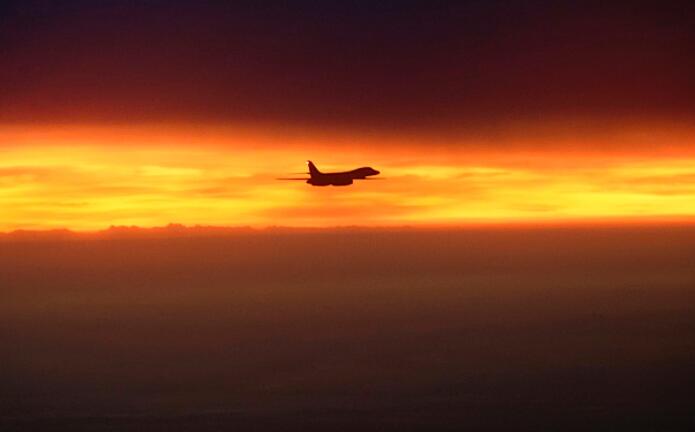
[[2, 226, 694, 430], [1, 1, 694, 430]]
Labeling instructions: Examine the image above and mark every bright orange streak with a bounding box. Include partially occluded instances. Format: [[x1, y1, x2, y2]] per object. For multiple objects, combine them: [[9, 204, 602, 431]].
[[1, 124, 695, 231]]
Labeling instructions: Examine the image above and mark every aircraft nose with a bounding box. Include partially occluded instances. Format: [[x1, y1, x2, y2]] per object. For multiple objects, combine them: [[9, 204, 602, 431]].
[[374, 169, 380, 175]]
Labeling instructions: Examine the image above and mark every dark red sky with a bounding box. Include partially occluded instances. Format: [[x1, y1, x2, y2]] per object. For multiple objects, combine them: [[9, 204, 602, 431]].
[[1, 0, 693, 131]]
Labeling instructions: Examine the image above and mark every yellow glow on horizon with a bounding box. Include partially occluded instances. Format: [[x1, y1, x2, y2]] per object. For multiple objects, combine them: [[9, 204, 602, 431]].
[[2, 125, 695, 231]]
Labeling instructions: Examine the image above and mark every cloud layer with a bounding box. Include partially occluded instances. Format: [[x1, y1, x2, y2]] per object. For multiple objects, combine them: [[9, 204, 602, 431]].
[[2, 126, 695, 230]]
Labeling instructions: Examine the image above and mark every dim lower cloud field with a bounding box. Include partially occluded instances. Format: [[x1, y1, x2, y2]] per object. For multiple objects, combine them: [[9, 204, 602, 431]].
[[1, 226, 694, 431]]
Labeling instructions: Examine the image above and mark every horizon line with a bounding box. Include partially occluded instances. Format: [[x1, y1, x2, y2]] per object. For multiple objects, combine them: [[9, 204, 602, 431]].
[[3, 216, 695, 238]]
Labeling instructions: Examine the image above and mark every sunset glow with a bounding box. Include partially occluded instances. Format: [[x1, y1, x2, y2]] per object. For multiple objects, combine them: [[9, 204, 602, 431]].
[[2, 124, 695, 231], [3, 2, 695, 430]]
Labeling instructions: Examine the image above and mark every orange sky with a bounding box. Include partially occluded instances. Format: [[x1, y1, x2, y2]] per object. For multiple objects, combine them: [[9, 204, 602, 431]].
[[2, 122, 695, 231], [2, 3, 693, 231]]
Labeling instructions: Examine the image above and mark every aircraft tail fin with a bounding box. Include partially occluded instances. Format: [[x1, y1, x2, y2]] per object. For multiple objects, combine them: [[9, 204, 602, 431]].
[[307, 160, 321, 177]]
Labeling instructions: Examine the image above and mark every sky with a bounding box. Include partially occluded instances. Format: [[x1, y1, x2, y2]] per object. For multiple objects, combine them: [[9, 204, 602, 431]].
[[1, 0, 694, 230]]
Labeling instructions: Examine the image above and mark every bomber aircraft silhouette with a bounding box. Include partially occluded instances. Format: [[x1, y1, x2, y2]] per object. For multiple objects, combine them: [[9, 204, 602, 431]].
[[278, 161, 381, 186]]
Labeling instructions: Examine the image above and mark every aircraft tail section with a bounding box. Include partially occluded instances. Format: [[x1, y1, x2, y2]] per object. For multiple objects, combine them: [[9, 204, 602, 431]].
[[307, 160, 321, 177]]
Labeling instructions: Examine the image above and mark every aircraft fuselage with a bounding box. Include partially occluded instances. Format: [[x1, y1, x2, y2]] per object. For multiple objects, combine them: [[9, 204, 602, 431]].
[[307, 165, 380, 186]]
